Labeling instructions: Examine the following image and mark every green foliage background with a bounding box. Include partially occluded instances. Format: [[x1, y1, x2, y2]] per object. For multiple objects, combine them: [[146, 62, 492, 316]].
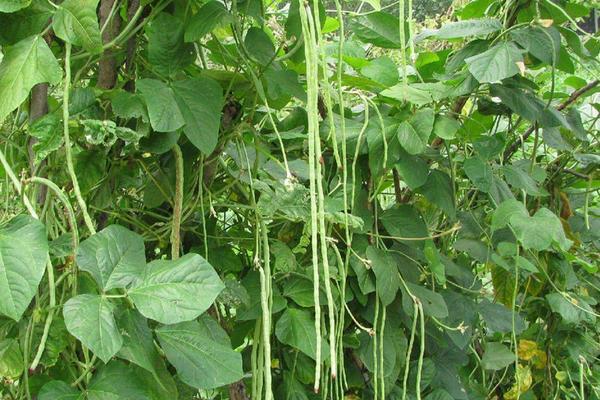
[[0, 0, 599, 399]]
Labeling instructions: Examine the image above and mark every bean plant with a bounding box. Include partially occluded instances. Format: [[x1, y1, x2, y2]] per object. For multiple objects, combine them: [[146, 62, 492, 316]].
[[0, 0, 599, 399]]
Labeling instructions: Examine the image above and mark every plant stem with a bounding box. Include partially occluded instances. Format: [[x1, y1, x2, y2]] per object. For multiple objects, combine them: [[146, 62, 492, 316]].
[[62, 43, 96, 235]]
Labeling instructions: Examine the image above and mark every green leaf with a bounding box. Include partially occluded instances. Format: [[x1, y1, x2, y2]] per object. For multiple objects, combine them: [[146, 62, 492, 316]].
[[0, 0, 30, 13], [110, 91, 148, 121], [244, 27, 275, 65], [367, 246, 400, 306], [502, 165, 548, 196], [63, 294, 123, 363], [129, 253, 224, 324], [0, 215, 49, 320], [146, 12, 194, 76], [52, 0, 102, 53], [156, 320, 243, 389], [424, 240, 446, 285], [0, 35, 62, 124], [117, 310, 160, 375], [491, 199, 528, 231], [433, 115, 460, 140], [76, 225, 146, 291], [275, 308, 328, 360], [511, 208, 572, 251], [0, 1, 53, 45], [546, 293, 595, 325], [137, 79, 185, 133], [282, 276, 318, 307], [28, 112, 64, 163], [86, 361, 150, 400], [397, 108, 434, 155], [464, 157, 493, 192], [395, 151, 429, 190], [418, 170, 456, 218], [511, 26, 561, 65], [0, 339, 23, 378], [481, 342, 514, 370], [361, 56, 398, 87], [38, 381, 80, 400], [350, 11, 406, 48], [185, 1, 232, 42], [171, 77, 224, 155], [404, 283, 448, 319], [434, 18, 502, 39], [381, 82, 451, 105], [381, 205, 429, 247], [465, 42, 523, 83], [479, 300, 526, 334]]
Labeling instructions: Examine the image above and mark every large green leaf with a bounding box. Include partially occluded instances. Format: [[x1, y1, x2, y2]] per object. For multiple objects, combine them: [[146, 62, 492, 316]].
[[511, 208, 572, 251], [418, 170, 456, 218], [0, 338, 23, 378], [63, 294, 123, 363], [137, 79, 185, 133], [76, 225, 146, 291], [380, 205, 429, 248], [117, 310, 160, 375], [361, 56, 398, 87], [465, 42, 523, 83], [546, 293, 595, 325], [433, 18, 502, 39], [0, 35, 62, 124], [52, 0, 103, 53], [397, 108, 435, 155], [0, 215, 49, 320], [0, 0, 30, 13], [38, 381, 80, 400], [185, 1, 232, 42], [244, 27, 275, 65], [481, 342, 514, 370], [404, 283, 448, 319], [395, 151, 429, 190], [491, 199, 528, 231], [156, 320, 243, 389], [367, 246, 400, 306], [86, 361, 150, 400], [28, 113, 63, 163], [146, 12, 194, 76], [0, 1, 53, 45], [275, 308, 329, 361], [511, 26, 561, 65], [128, 253, 224, 324], [350, 11, 405, 48], [171, 77, 224, 155], [464, 157, 493, 192]]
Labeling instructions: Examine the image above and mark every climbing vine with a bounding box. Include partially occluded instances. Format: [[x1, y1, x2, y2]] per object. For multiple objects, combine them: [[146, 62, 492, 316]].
[[0, 0, 599, 399]]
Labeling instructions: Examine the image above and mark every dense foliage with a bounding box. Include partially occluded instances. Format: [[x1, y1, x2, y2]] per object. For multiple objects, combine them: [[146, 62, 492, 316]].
[[0, 0, 599, 399]]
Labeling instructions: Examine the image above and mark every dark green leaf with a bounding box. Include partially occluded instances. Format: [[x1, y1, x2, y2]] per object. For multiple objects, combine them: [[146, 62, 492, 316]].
[[275, 308, 329, 360], [367, 246, 400, 306], [0, 215, 49, 320], [52, 0, 102, 53], [397, 108, 434, 155], [76, 225, 146, 291], [129, 253, 224, 324], [0, 35, 62, 124], [63, 294, 123, 363], [481, 342, 514, 370], [464, 157, 493, 192], [185, 1, 232, 42], [137, 79, 185, 133], [171, 77, 223, 155], [465, 42, 523, 83], [156, 320, 244, 389]]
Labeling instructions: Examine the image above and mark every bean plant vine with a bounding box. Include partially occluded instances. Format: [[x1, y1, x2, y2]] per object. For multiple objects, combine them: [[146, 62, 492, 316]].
[[0, 0, 599, 399]]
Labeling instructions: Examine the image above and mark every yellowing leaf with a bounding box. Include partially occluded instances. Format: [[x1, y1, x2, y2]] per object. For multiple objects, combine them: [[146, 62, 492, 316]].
[[517, 339, 538, 361]]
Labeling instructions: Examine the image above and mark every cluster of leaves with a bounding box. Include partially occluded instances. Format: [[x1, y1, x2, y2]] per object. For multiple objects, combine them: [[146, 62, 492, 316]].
[[0, 0, 599, 399]]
